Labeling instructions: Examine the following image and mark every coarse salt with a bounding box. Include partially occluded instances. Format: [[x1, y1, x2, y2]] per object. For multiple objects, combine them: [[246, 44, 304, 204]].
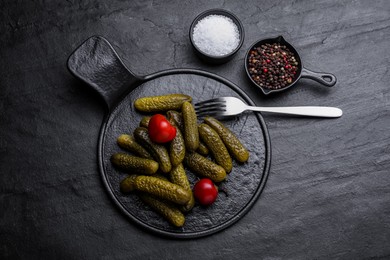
[[192, 14, 240, 57]]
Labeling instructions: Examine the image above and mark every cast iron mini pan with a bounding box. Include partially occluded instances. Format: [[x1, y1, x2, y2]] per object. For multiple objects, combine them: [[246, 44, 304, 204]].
[[67, 36, 271, 238], [245, 35, 337, 95]]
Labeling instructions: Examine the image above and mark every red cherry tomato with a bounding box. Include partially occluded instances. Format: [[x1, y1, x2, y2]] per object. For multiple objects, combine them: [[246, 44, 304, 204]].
[[148, 114, 176, 143], [193, 178, 218, 206]]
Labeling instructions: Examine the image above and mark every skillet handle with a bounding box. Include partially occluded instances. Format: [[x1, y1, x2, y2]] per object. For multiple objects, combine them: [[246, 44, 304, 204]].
[[301, 67, 337, 87], [67, 36, 142, 110]]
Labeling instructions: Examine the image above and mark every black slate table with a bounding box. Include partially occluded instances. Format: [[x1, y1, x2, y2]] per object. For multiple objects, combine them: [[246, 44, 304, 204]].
[[1, 0, 390, 259]]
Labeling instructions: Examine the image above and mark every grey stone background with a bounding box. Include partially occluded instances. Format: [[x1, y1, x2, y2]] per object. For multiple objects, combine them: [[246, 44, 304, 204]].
[[1, 0, 389, 259]]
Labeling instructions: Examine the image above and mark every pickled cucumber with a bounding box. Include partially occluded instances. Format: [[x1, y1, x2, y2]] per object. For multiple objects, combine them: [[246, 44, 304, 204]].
[[120, 173, 168, 193], [198, 123, 232, 173], [197, 141, 209, 156], [167, 110, 184, 131], [153, 174, 169, 181], [134, 176, 191, 205], [169, 164, 195, 212], [185, 152, 227, 182], [134, 94, 192, 113], [204, 116, 250, 163], [111, 153, 159, 175], [169, 126, 185, 167], [139, 194, 185, 227], [117, 134, 152, 159], [120, 174, 138, 193], [182, 102, 199, 152], [134, 127, 172, 173], [139, 116, 151, 128]]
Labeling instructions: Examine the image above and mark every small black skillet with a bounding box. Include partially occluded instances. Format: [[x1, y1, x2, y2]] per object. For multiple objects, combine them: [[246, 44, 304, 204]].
[[245, 35, 337, 95], [67, 36, 271, 238]]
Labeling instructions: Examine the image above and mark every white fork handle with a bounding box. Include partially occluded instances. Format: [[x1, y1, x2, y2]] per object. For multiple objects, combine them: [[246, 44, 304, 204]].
[[246, 106, 343, 118]]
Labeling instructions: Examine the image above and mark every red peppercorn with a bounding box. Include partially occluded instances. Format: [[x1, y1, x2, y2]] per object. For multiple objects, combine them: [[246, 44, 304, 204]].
[[263, 68, 268, 73]]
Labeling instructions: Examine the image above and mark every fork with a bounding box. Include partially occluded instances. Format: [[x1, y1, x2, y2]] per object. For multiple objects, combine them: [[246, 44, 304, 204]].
[[195, 97, 343, 118]]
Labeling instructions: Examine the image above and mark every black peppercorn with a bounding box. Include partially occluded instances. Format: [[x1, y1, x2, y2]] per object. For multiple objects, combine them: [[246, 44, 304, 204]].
[[247, 42, 299, 90]]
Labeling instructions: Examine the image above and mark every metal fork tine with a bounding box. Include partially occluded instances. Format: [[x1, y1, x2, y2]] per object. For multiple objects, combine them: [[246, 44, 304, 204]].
[[195, 104, 226, 113], [196, 109, 225, 117], [195, 97, 230, 117], [195, 103, 226, 111], [194, 97, 226, 106], [194, 102, 224, 108]]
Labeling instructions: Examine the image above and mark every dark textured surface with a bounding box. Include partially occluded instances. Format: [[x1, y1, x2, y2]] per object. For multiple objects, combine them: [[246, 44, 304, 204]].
[[1, 0, 390, 259]]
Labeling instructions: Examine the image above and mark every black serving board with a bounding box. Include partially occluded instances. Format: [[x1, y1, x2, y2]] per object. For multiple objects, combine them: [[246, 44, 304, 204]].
[[68, 36, 271, 238]]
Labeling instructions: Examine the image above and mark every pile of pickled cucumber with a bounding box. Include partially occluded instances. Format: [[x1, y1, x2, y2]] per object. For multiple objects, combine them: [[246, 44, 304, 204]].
[[111, 94, 249, 227]]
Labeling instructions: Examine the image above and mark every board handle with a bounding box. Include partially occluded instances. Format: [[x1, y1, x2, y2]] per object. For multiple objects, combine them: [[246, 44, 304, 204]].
[[67, 36, 142, 110]]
